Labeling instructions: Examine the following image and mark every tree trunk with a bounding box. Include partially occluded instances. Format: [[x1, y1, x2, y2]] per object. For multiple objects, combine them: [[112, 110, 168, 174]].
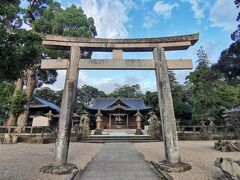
[[6, 78, 23, 126], [17, 69, 36, 128]]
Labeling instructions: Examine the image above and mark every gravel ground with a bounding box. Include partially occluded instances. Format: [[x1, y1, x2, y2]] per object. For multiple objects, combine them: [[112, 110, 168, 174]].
[[0, 143, 103, 180], [134, 141, 240, 180]]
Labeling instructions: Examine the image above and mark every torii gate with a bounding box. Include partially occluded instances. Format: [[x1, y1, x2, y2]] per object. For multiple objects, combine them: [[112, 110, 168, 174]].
[[40, 33, 199, 173]]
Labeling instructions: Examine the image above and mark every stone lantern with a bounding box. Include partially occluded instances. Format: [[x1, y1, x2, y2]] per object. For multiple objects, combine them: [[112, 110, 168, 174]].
[[200, 120, 207, 136], [135, 110, 143, 135], [44, 110, 54, 126], [207, 116, 215, 134], [94, 110, 103, 135]]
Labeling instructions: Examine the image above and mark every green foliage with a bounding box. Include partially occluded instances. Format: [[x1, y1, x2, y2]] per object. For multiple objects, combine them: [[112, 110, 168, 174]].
[[0, 29, 42, 81], [0, 0, 22, 31], [231, 0, 240, 41], [33, 3, 96, 37], [35, 69, 58, 87], [23, 0, 53, 25], [213, 41, 240, 84], [144, 91, 159, 110], [0, 82, 15, 122], [35, 85, 107, 114], [35, 87, 62, 106], [0, 0, 43, 81], [10, 90, 27, 115], [109, 84, 143, 98], [32, 3, 97, 59], [143, 72, 192, 124], [187, 47, 239, 125], [75, 85, 107, 114]]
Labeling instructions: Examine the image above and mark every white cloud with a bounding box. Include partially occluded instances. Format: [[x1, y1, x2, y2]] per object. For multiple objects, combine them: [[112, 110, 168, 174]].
[[181, 0, 209, 20], [79, 0, 134, 38], [200, 41, 217, 63], [153, 1, 179, 19], [209, 0, 238, 31], [143, 15, 158, 28], [43, 70, 87, 90]]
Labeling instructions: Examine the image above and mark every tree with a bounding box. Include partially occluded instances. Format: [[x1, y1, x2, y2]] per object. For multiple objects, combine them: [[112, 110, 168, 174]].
[[231, 0, 240, 41], [143, 72, 192, 124], [33, 4, 97, 37], [35, 87, 63, 106], [109, 84, 143, 98], [35, 85, 107, 114], [16, 2, 97, 127], [169, 72, 192, 124], [0, 0, 43, 125], [75, 85, 107, 114], [0, 0, 22, 33], [0, 1, 43, 81], [9, 0, 57, 127], [213, 41, 240, 84], [0, 82, 15, 124], [187, 47, 238, 124], [213, 1, 240, 84], [144, 91, 159, 110]]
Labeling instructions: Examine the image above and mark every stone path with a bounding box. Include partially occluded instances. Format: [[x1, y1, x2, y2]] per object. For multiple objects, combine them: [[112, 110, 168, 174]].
[[79, 143, 160, 180]]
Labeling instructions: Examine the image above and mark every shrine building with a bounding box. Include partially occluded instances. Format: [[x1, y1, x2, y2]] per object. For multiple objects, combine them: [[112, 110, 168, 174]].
[[87, 98, 151, 129]]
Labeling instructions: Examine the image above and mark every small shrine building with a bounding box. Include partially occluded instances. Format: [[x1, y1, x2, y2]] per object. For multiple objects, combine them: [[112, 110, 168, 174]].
[[87, 98, 151, 129]]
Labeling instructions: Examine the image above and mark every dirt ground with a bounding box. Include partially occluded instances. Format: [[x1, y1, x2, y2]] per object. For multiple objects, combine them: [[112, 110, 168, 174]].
[[0, 143, 103, 180], [134, 141, 240, 180], [1, 141, 239, 180]]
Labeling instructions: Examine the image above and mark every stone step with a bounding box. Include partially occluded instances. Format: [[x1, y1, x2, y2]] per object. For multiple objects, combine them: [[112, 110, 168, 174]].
[[82, 139, 160, 143], [88, 136, 153, 139], [82, 135, 160, 143]]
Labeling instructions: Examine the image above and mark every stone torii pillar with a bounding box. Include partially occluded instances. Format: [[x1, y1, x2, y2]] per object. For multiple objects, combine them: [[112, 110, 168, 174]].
[[154, 47, 191, 172], [40, 46, 80, 174]]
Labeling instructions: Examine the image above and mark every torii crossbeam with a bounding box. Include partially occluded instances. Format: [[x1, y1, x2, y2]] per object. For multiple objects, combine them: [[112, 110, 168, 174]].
[[40, 33, 199, 174]]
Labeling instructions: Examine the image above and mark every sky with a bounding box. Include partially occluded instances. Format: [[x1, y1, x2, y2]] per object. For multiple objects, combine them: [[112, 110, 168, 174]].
[[40, 0, 238, 93]]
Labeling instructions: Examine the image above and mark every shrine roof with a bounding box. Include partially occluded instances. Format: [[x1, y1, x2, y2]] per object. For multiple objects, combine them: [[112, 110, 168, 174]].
[[30, 95, 60, 113], [87, 98, 151, 111]]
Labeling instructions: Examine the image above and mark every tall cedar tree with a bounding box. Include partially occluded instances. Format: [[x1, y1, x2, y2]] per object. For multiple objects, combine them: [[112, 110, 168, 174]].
[[187, 47, 238, 125]]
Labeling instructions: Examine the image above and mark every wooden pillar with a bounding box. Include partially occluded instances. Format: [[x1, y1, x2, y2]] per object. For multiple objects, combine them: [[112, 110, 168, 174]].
[[54, 46, 80, 166], [127, 115, 129, 128], [153, 47, 181, 165]]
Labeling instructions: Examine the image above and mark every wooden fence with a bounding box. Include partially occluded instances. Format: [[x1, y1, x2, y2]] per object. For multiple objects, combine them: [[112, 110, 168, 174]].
[[0, 126, 57, 137], [177, 125, 240, 140], [0, 125, 239, 139]]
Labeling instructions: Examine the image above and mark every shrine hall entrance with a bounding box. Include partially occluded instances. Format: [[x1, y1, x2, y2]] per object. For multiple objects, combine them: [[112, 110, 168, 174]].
[[109, 113, 128, 129], [86, 97, 151, 130]]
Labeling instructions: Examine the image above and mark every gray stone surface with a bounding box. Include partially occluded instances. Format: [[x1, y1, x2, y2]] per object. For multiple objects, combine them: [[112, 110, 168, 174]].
[[79, 143, 160, 180], [54, 46, 80, 165], [154, 47, 181, 164]]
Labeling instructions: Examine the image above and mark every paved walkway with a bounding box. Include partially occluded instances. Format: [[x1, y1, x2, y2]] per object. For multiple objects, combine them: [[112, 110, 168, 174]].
[[79, 143, 160, 180]]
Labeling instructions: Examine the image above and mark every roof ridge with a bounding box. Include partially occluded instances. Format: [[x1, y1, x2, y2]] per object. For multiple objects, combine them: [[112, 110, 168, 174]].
[[33, 95, 58, 105], [32, 95, 60, 112], [120, 98, 143, 100], [95, 97, 117, 100], [107, 99, 132, 108]]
